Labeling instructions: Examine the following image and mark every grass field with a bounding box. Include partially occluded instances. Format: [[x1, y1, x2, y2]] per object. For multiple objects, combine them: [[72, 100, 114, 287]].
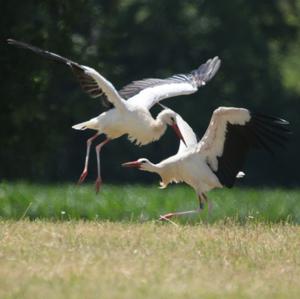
[[0, 182, 299, 223], [0, 182, 300, 298], [1, 221, 300, 299]]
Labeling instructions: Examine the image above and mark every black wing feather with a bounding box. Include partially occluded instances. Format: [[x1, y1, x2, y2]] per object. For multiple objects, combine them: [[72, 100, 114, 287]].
[[7, 39, 113, 109], [214, 112, 291, 188], [71, 64, 113, 108], [119, 78, 172, 100]]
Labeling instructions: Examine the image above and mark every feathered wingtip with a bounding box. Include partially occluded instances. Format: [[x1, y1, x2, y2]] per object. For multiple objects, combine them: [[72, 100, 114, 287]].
[[191, 56, 221, 86], [249, 112, 292, 154], [6, 38, 70, 65]]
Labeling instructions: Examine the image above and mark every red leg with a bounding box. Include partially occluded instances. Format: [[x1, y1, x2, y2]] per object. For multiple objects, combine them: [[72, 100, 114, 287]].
[[95, 138, 110, 194], [159, 209, 202, 221], [159, 193, 207, 221], [78, 132, 100, 184]]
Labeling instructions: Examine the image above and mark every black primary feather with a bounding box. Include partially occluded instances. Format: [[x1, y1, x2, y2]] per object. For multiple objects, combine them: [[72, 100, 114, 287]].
[[7, 39, 114, 109], [213, 112, 291, 188]]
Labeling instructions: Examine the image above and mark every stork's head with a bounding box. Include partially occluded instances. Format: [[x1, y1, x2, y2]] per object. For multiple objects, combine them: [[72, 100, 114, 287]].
[[158, 109, 177, 126], [122, 158, 156, 172], [158, 109, 186, 146]]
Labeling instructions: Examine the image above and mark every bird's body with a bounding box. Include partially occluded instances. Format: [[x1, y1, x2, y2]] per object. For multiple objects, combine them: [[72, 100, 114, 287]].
[[73, 104, 168, 145], [7, 38, 221, 192], [156, 150, 222, 193], [130, 136, 222, 195], [123, 107, 291, 219]]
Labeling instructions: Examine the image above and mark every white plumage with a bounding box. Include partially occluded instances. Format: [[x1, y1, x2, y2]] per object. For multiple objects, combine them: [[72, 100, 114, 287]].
[[123, 107, 290, 220], [7, 39, 221, 193]]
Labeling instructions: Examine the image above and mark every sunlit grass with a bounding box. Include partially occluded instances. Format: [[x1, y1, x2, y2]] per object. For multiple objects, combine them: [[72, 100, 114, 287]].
[[0, 183, 299, 298], [0, 220, 299, 299], [0, 182, 299, 223]]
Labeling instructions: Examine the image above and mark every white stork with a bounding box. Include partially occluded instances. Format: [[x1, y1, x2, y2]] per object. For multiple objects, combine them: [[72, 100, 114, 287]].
[[122, 106, 291, 220], [7, 39, 221, 193]]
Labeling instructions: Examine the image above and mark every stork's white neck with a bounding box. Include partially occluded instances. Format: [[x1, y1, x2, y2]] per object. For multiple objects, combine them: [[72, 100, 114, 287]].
[[151, 108, 178, 142], [140, 161, 162, 174], [142, 158, 177, 179], [149, 116, 167, 142]]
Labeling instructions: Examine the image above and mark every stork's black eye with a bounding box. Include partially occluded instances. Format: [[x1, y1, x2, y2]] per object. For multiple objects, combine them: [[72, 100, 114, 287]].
[[141, 160, 147, 163], [170, 117, 175, 122]]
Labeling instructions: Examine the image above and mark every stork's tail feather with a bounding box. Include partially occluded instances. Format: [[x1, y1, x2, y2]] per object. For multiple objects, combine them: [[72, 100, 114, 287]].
[[72, 118, 98, 131], [72, 122, 88, 130]]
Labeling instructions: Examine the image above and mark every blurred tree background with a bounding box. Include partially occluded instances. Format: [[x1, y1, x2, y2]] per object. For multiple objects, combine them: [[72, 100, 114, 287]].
[[0, 0, 299, 186]]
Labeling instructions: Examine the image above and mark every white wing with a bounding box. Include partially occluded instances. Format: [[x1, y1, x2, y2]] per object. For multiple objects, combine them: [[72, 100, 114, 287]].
[[175, 113, 198, 154], [124, 56, 221, 109], [198, 107, 290, 187]]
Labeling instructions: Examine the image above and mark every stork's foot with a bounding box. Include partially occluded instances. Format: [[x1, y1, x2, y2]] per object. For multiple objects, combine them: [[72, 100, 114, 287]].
[[159, 209, 203, 221], [77, 169, 88, 184], [159, 213, 175, 221], [95, 178, 102, 194]]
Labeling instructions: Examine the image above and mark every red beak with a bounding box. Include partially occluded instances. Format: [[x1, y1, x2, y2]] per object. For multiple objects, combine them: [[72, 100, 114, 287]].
[[171, 124, 187, 146], [122, 161, 142, 168]]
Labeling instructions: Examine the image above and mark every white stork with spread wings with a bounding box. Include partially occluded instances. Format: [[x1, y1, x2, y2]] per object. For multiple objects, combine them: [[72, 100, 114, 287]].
[[122, 107, 291, 220], [7, 39, 221, 193]]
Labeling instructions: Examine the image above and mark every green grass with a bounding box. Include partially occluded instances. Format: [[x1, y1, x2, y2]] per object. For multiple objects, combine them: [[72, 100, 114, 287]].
[[0, 183, 300, 298], [0, 221, 300, 299], [0, 182, 299, 223]]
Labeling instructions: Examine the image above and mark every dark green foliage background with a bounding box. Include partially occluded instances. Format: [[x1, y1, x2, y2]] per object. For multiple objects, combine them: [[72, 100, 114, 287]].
[[1, 0, 299, 185]]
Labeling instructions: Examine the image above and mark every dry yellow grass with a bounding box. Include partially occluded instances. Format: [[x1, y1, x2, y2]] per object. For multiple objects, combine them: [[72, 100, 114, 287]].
[[0, 220, 299, 299]]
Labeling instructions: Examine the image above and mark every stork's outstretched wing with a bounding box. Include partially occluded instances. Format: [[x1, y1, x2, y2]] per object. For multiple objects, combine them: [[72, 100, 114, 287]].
[[198, 107, 291, 187], [123, 56, 221, 109], [7, 39, 126, 110]]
